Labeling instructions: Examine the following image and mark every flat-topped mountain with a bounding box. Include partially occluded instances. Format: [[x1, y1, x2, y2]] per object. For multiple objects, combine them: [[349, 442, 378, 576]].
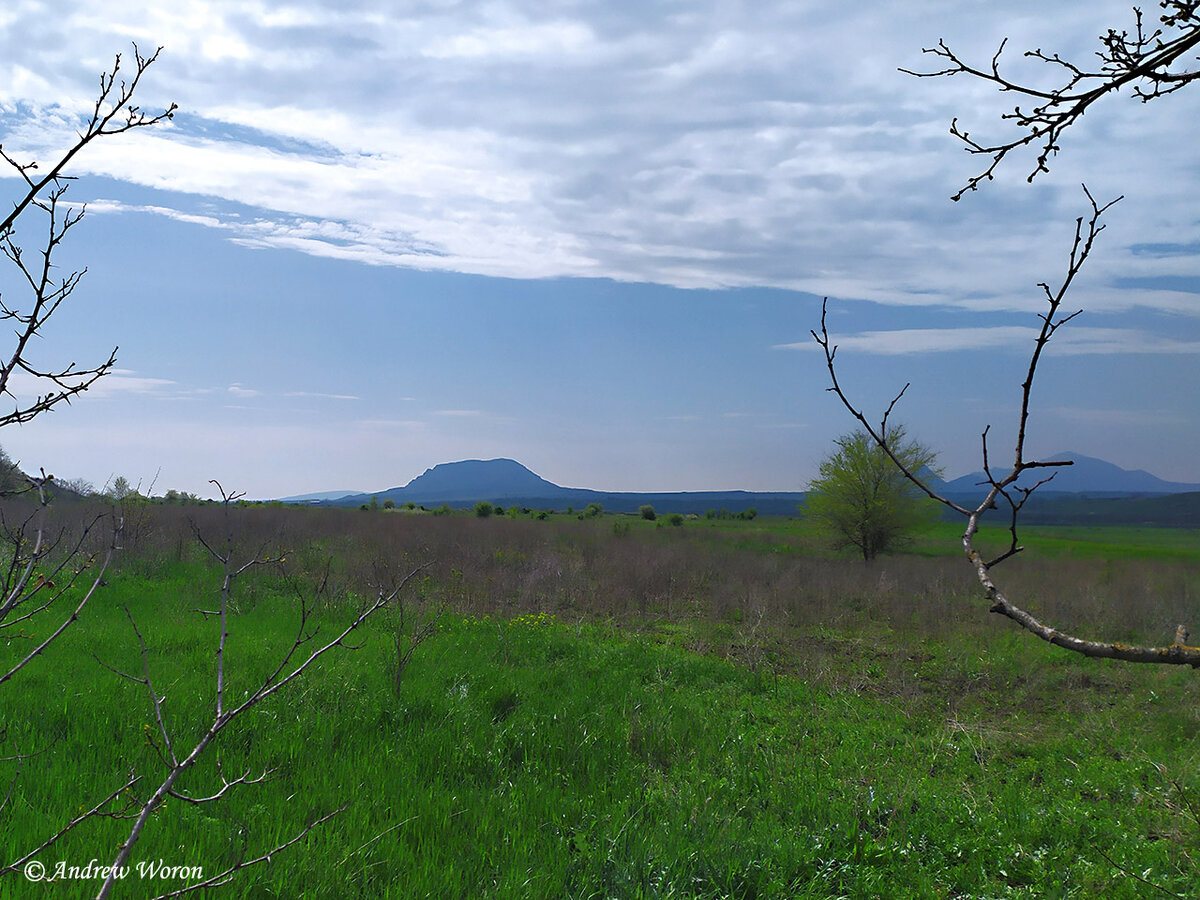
[[401, 458, 563, 501], [327, 458, 800, 515]]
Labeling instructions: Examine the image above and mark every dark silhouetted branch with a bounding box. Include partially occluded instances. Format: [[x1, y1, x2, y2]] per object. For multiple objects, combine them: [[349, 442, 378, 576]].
[[901, 2, 1200, 198], [815, 188, 1200, 666]]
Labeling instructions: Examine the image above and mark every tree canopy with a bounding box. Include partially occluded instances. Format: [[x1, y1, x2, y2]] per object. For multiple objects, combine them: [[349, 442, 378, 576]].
[[806, 425, 940, 562]]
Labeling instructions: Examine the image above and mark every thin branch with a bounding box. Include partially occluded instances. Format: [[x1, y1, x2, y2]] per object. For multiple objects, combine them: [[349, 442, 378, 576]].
[[1, 771, 141, 875], [0, 45, 175, 236], [811, 300, 970, 517], [96, 491, 430, 899], [145, 806, 348, 900]]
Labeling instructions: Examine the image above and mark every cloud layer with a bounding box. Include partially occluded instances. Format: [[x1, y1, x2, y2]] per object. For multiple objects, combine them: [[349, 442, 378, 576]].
[[2, 0, 1197, 315]]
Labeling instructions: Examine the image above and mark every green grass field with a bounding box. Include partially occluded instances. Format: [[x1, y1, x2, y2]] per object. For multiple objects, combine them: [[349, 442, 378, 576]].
[[2, 506, 1199, 898]]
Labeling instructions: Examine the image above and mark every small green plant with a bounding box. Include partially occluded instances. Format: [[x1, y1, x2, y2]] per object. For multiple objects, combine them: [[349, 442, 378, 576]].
[[639, 505, 656, 521], [669, 513, 684, 527], [474, 501, 494, 518]]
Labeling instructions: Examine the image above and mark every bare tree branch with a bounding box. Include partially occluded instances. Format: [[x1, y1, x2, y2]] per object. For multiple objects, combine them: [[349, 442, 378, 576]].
[[901, 2, 1200, 198], [0, 44, 176, 236], [1, 771, 142, 875], [814, 188, 1200, 666], [145, 805, 348, 900], [95, 492, 430, 899], [0, 480, 121, 687], [0, 45, 173, 875]]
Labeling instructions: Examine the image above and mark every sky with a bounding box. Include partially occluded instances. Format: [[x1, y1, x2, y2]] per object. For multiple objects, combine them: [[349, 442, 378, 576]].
[[0, 0, 1197, 499]]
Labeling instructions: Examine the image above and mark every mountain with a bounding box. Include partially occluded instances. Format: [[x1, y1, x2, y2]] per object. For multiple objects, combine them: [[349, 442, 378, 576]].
[[328, 458, 802, 515], [940, 452, 1200, 496], [398, 458, 563, 501], [275, 489, 363, 503]]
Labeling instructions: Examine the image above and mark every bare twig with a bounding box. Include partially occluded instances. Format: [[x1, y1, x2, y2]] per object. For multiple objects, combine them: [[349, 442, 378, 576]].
[[146, 805, 348, 899], [0, 44, 176, 235], [901, 2, 1200, 198]]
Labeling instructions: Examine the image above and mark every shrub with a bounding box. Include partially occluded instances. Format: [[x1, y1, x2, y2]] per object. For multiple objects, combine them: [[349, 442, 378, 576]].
[[474, 501, 494, 518], [639, 505, 656, 521], [669, 513, 684, 527]]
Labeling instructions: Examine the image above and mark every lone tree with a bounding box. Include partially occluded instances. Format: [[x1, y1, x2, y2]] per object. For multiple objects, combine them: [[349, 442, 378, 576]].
[[806, 425, 939, 562], [816, 1, 1200, 665]]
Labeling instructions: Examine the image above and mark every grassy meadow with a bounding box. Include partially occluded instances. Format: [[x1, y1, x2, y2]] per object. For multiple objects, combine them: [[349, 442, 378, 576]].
[[2, 503, 1199, 898]]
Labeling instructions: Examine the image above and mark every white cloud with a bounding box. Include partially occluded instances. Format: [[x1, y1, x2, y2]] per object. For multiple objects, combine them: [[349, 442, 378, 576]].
[[423, 22, 596, 60], [85, 370, 178, 396], [779, 326, 1200, 355], [0, 368, 176, 400], [283, 391, 360, 401], [0, 0, 1194, 336], [2, 0, 1192, 319]]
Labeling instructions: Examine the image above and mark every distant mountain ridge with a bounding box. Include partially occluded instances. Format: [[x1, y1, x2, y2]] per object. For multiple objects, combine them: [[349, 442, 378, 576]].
[[931, 452, 1200, 496], [295, 453, 1200, 519]]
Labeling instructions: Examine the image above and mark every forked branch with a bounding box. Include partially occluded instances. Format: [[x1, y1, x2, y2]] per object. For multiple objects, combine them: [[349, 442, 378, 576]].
[[95, 492, 429, 900], [814, 188, 1200, 666], [901, 2, 1200, 199], [0, 44, 176, 235]]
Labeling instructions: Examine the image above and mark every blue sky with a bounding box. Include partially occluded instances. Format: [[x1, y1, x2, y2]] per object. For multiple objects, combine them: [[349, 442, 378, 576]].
[[0, 0, 1198, 498]]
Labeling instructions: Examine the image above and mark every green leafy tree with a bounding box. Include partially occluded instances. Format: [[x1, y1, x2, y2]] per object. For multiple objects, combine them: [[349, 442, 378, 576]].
[[107, 474, 140, 502], [0, 446, 25, 494], [639, 504, 656, 521], [474, 500, 494, 518], [805, 425, 940, 562]]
